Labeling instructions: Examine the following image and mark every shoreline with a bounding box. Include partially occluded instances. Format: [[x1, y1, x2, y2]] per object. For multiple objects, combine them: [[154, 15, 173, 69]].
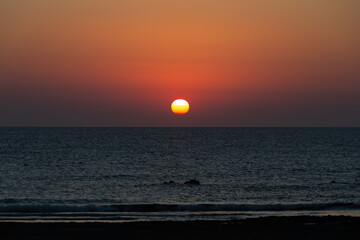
[[1, 216, 359, 239]]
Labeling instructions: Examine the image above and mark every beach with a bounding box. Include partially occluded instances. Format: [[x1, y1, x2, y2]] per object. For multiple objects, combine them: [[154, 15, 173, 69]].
[[1, 216, 359, 240]]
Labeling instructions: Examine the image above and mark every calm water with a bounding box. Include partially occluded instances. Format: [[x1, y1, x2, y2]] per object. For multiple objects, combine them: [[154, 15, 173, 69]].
[[0, 128, 359, 221]]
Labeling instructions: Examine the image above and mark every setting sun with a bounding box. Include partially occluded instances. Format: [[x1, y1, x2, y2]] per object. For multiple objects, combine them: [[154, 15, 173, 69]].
[[171, 99, 189, 115]]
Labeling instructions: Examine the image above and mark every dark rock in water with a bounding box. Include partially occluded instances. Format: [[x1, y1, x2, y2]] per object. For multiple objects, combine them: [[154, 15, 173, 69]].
[[184, 179, 200, 185], [163, 180, 175, 185], [331, 180, 336, 183]]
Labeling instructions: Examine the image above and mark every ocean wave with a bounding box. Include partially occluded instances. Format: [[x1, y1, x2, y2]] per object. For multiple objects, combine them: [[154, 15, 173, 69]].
[[0, 202, 359, 213]]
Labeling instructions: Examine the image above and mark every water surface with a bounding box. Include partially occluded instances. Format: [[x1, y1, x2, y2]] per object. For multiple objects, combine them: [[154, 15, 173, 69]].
[[0, 128, 359, 221]]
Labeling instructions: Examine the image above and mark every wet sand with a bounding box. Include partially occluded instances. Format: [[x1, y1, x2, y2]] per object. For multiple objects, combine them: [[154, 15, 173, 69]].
[[0, 216, 359, 240]]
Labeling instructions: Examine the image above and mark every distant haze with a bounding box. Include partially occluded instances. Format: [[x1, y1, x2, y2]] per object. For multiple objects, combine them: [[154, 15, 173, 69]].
[[1, 0, 359, 126]]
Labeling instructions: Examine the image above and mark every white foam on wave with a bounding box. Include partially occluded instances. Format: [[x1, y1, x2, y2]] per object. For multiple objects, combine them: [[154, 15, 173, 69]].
[[0, 202, 358, 213]]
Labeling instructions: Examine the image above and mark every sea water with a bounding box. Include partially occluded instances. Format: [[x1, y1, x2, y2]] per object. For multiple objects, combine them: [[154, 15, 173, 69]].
[[0, 128, 359, 221]]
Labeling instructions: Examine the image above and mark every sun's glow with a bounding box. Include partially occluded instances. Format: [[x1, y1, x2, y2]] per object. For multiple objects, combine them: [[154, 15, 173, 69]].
[[171, 99, 189, 115]]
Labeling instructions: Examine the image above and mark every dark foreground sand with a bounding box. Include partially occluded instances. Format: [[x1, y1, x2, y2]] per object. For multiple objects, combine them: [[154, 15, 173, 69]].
[[1, 216, 359, 240]]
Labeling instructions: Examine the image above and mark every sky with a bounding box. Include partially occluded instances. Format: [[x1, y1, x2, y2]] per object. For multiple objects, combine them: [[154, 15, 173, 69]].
[[1, 0, 359, 126]]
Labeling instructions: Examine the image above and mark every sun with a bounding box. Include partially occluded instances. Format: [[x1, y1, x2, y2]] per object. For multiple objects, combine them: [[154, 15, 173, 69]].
[[171, 99, 189, 115]]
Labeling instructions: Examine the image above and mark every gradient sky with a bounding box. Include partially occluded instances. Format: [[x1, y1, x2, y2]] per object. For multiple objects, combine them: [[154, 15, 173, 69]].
[[1, 0, 359, 126]]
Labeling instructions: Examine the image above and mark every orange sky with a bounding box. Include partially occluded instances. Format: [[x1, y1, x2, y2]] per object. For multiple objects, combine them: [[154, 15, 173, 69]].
[[1, 0, 359, 126]]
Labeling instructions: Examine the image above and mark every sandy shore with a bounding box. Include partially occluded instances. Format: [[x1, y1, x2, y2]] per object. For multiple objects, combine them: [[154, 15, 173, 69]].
[[0, 216, 359, 239]]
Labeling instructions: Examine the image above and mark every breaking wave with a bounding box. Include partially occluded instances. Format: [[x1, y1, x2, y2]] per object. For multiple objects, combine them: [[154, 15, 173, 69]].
[[0, 202, 359, 213]]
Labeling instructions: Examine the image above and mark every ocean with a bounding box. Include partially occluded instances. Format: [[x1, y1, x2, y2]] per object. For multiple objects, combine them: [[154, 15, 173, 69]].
[[0, 127, 359, 222]]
